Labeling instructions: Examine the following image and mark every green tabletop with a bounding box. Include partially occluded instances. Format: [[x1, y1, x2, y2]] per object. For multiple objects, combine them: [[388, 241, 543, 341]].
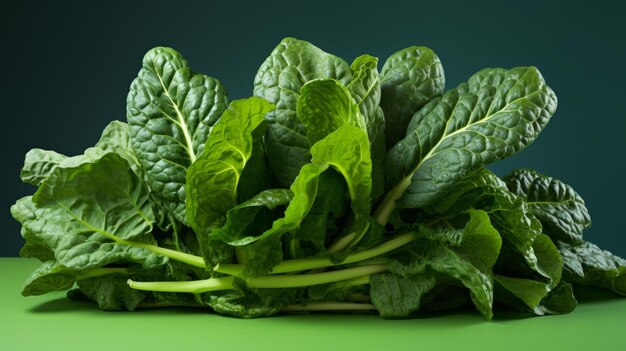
[[1, 258, 624, 351]]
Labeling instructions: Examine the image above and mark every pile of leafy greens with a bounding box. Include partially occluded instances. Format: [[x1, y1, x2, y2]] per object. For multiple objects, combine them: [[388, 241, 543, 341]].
[[12, 38, 626, 319]]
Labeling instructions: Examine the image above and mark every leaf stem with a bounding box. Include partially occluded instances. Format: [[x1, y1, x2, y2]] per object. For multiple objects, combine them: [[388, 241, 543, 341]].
[[119, 240, 206, 268], [373, 175, 412, 225], [128, 276, 235, 294], [127, 265, 386, 294], [246, 265, 387, 288], [216, 232, 415, 276]]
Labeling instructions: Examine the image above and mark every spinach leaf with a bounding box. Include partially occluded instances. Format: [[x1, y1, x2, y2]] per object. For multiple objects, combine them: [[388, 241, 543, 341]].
[[186, 97, 274, 239], [503, 168, 590, 244], [10, 152, 166, 271], [20, 149, 66, 186], [558, 240, 626, 295], [378, 67, 557, 224], [77, 274, 147, 311], [222, 125, 372, 275], [347, 55, 386, 200], [296, 78, 366, 144], [253, 37, 352, 187], [127, 47, 229, 224], [386, 209, 502, 319], [380, 46, 445, 147], [369, 273, 436, 318]]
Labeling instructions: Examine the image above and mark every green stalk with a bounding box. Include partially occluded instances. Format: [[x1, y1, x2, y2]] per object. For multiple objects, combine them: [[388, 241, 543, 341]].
[[118, 240, 206, 268], [282, 302, 376, 312], [373, 175, 412, 225], [128, 276, 235, 294], [216, 232, 415, 276], [327, 220, 370, 254], [246, 265, 387, 289], [128, 265, 386, 294]]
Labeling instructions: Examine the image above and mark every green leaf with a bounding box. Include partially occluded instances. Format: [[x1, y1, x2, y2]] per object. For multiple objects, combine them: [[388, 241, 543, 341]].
[[387, 210, 502, 319], [494, 233, 563, 312], [225, 125, 372, 247], [186, 97, 274, 240], [127, 46, 229, 224], [212, 189, 294, 245], [253, 37, 352, 187], [503, 169, 590, 244], [425, 169, 543, 275], [22, 261, 77, 296], [369, 273, 436, 318], [382, 67, 557, 218], [537, 281, 577, 314], [558, 240, 626, 295], [220, 125, 371, 275], [293, 171, 348, 255], [347, 54, 386, 200], [77, 274, 146, 311], [296, 78, 365, 145], [10, 153, 166, 270], [20, 149, 67, 186], [95, 121, 143, 176], [380, 46, 445, 147], [21, 261, 128, 297]]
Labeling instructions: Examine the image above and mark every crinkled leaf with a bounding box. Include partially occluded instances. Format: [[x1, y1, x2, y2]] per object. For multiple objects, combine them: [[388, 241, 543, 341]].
[[221, 126, 371, 275], [537, 281, 577, 314], [253, 37, 352, 187], [385, 67, 557, 209], [225, 125, 371, 247], [127, 46, 229, 224], [95, 120, 144, 176], [558, 240, 626, 295], [77, 274, 146, 311], [429, 168, 548, 280], [388, 210, 502, 319], [504, 169, 590, 244], [212, 189, 294, 245], [297, 78, 365, 145], [347, 54, 386, 200], [369, 273, 436, 318], [18, 226, 54, 262], [10, 153, 166, 271], [380, 46, 445, 147], [21, 261, 77, 296], [20, 149, 67, 186], [186, 97, 274, 242], [494, 233, 563, 312], [293, 171, 348, 255]]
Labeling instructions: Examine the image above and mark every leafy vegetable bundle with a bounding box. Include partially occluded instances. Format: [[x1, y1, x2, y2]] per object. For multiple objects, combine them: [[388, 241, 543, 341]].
[[12, 38, 626, 319]]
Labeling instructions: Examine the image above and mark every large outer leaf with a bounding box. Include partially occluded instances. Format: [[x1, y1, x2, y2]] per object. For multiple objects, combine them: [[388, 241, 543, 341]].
[[384, 67, 557, 211], [380, 46, 445, 147], [10, 153, 165, 270], [186, 97, 274, 238], [127, 47, 229, 224], [253, 37, 352, 187], [503, 169, 590, 244]]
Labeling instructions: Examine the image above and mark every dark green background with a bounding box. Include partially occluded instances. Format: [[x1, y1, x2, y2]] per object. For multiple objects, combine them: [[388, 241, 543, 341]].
[[2, 0, 624, 257]]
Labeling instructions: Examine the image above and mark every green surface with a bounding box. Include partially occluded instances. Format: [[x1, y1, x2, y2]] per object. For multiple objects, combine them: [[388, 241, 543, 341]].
[[2, 258, 625, 350]]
